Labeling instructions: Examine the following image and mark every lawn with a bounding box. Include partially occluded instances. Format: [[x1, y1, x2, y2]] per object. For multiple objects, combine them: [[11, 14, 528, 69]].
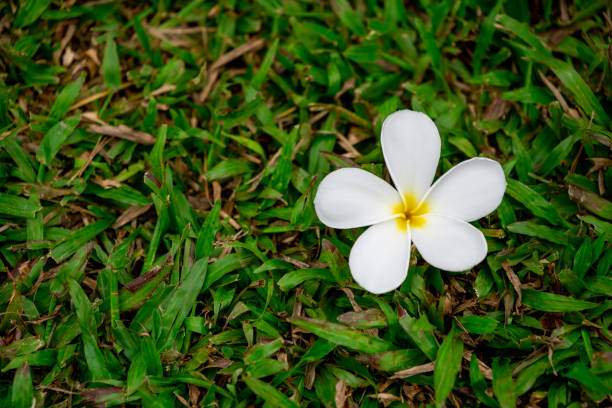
[[1, 0, 611, 407]]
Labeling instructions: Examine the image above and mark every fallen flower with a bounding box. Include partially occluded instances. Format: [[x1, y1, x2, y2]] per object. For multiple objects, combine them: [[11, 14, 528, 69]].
[[314, 110, 506, 294]]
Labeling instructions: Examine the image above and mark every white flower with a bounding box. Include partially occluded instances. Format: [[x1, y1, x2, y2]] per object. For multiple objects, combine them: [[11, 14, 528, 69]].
[[314, 110, 507, 294]]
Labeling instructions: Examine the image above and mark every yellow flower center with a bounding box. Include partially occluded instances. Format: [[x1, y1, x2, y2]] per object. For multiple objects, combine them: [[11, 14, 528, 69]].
[[393, 193, 429, 232]]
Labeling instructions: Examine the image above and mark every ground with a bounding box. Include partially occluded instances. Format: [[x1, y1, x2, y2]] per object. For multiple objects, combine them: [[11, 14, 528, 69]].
[[0, 0, 611, 407]]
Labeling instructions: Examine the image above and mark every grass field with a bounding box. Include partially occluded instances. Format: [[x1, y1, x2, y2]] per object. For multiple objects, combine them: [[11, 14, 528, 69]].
[[1, 0, 611, 407]]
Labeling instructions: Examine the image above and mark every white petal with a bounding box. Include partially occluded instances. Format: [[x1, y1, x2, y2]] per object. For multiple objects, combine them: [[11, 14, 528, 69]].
[[348, 219, 411, 294], [411, 215, 487, 272], [423, 158, 507, 222], [314, 168, 402, 229], [381, 110, 441, 203]]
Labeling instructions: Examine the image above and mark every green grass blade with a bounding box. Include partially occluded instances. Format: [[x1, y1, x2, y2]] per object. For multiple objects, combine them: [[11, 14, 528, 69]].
[[49, 73, 85, 121], [469, 355, 498, 407], [14, 0, 51, 28], [50, 218, 113, 262], [36, 114, 80, 165], [244, 376, 299, 408], [472, 0, 504, 74], [0, 193, 42, 218], [251, 38, 279, 89], [497, 14, 610, 126], [103, 37, 122, 91], [11, 362, 34, 408], [2, 134, 37, 182], [195, 200, 221, 260], [399, 314, 438, 361], [522, 289, 598, 312], [289, 317, 393, 354], [434, 325, 463, 405], [506, 179, 567, 226], [68, 279, 110, 379], [492, 358, 516, 408]]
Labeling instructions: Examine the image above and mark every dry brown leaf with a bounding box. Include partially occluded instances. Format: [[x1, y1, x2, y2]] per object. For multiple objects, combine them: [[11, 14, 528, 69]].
[[484, 97, 509, 121], [84, 48, 100, 65], [198, 38, 265, 102], [502, 261, 522, 310], [391, 362, 435, 379], [69, 82, 132, 111], [570, 184, 612, 220], [113, 203, 153, 229], [538, 70, 580, 119], [88, 124, 156, 145], [69, 136, 109, 183], [124, 253, 173, 292], [151, 83, 177, 96], [92, 178, 121, 189], [335, 380, 348, 408], [304, 362, 316, 390]]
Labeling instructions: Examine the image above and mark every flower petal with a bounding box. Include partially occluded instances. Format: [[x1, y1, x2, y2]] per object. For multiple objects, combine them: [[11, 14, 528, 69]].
[[411, 214, 487, 272], [314, 168, 402, 229], [348, 218, 411, 294], [381, 110, 441, 202], [423, 158, 506, 222]]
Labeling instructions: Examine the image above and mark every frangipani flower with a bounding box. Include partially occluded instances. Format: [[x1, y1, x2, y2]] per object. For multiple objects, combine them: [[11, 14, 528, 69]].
[[314, 110, 506, 294]]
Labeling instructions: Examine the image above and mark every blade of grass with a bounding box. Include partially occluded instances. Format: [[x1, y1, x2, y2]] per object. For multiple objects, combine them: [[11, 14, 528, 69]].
[[492, 358, 516, 408], [0, 193, 42, 218], [289, 317, 393, 354], [68, 279, 110, 379], [434, 324, 463, 405], [36, 114, 80, 165], [522, 289, 598, 312]]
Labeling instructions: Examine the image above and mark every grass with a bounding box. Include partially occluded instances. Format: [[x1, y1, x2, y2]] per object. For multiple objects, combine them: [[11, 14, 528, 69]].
[[1, 0, 611, 407]]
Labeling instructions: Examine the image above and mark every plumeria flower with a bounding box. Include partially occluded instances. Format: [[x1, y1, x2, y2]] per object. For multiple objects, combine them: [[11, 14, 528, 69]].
[[314, 110, 506, 294]]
